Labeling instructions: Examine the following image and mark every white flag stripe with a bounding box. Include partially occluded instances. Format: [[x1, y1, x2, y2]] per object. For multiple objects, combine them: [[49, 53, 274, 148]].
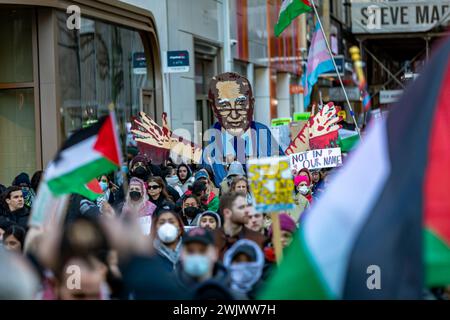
[[45, 136, 103, 180], [303, 119, 391, 297]]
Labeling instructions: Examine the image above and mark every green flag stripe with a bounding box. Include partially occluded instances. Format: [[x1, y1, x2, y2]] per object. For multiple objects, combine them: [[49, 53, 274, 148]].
[[425, 228, 450, 287], [258, 228, 331, 299], [47, 157, 117, 198], [275, 0, 312, 37]]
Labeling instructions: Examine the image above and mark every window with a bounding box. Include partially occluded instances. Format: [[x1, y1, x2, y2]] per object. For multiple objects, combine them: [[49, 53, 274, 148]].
[[0, 8, 37, 185], [57, 12, 154, 148], [194, 42, 220, 137]]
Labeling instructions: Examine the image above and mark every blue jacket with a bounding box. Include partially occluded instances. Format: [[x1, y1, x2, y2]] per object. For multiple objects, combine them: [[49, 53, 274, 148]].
[[203, 121, 284, 186]]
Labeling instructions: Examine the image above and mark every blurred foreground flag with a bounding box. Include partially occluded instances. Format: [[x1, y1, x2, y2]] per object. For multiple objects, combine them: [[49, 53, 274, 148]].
[[45, 114, 122, 200], [275, 0, 312, 37], [259, 37, 450, 299]]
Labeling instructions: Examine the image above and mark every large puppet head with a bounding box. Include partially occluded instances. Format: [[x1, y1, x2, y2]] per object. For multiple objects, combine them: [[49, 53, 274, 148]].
[[208, 72, 254, 136]]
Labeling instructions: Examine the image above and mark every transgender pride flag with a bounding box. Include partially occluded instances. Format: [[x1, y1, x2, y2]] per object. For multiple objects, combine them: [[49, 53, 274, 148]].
[[303, 23, 335, 108]]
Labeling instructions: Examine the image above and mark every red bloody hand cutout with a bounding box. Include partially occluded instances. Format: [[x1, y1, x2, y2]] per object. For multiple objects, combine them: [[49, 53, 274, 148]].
[[285, 102, 342, 154], [131, 112, 202, 164], [308, 102, 342, 149]]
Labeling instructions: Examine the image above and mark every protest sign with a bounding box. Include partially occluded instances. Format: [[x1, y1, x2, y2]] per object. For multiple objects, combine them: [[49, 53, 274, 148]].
[[247, 156, 295, 213], [290, 147, 342, 172]]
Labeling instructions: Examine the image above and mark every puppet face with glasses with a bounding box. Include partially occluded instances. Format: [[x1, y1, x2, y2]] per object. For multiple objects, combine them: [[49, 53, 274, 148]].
[[208, 73, 255, 136]]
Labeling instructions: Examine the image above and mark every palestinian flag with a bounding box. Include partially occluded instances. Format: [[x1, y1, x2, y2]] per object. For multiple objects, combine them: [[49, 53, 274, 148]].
[[45, 114, 122, 200], [259, 37, 450, 299], [275, 0, 312, 37]]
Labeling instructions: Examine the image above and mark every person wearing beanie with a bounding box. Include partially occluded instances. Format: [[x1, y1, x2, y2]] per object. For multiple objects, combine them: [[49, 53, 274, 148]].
[[264, 213, 297, 263], [294, 175, 312, 203], [195, 211, 222, 230], [219, 161, 245, 195], [286, 175, 311, 222]]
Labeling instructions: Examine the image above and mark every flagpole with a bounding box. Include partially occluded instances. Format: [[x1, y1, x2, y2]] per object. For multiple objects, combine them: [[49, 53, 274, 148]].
[[108, 103, 129, 195], [309, 0, 362, 139]]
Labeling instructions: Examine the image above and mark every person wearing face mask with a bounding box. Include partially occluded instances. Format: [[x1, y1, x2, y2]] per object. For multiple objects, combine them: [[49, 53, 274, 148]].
[[223, 239, 265, 299], [150, 209, 185, 272], [164, 165, 183, 197], [287, 175, 312, 223], [180, 195, 204, 226], [120, 177, 157, 236], [96, 175, 118, 211], [295, 175, 312, 203], [129, 155, 151, 182], [176, 228, 230, 293], [147, 177, 175, 215]]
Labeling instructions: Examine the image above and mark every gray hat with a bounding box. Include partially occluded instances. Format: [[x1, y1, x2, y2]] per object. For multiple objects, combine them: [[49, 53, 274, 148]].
[[226, 161, 245, 178]]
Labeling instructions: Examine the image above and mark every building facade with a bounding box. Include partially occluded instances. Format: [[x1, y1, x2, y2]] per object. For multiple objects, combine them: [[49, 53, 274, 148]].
[[0, 0, 161, 184]]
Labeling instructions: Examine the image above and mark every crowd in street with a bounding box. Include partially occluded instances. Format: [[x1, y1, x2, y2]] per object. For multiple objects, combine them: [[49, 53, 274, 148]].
[[0, 145, 334, 300]]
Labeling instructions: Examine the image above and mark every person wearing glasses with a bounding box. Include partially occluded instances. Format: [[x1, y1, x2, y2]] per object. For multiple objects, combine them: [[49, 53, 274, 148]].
[[147, 176, 175, 215]]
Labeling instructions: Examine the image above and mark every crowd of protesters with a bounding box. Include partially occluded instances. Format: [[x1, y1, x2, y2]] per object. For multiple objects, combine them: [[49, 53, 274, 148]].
[[0, 146, 334, 300]]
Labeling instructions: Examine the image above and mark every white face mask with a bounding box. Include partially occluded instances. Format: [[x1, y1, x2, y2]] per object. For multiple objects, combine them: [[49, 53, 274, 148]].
[[157, 223, 179, 244], [299, 185, 309, 195]]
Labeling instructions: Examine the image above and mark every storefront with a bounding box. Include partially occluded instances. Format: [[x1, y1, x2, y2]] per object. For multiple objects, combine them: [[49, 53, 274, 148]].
[[0, 0, 161, 185]]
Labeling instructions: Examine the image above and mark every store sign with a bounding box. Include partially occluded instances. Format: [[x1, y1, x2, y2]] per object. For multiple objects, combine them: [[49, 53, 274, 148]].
[[133, 52, 147, 75], [380, 90, 404, 104], [320, 56, 345, 77], [328, 87, 361, 101], [165, 50, 190, 73], [352, 0, 450, 34], [290, 84, 304, 95]]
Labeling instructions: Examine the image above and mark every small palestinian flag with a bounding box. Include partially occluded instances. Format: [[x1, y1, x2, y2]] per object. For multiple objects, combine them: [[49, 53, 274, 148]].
[[275, 0, 312, 37], [45, 113, 122, 200], [259, 36, 450, 299]]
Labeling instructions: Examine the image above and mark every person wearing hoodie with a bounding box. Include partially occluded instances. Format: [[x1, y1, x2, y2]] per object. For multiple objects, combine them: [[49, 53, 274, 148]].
[[0, 186, 30, 232], [195, 210, 222, 230], [223, 239, 265, 299], [176, 164, 195, 194], [12, 172, 35, 209], [120, 177, 157, 236], [176, 228, 230, 293], [220, 161, 246, 195], [129, 154, 152, 182], [150, 209, 185, 272], [187, 176, 220, 213]]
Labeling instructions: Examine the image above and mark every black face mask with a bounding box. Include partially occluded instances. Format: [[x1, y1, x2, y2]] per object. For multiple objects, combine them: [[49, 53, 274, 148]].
[[184, 206, 201, 219], [132, 166, 149, 181], [129, 191, 142, 201]]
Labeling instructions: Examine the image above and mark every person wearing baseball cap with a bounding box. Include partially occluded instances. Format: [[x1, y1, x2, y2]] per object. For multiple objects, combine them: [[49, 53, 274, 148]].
[[176, 228, 230, 292]]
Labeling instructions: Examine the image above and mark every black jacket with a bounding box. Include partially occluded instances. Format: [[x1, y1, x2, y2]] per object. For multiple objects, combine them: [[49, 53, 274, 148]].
[[149, 195, 175, 215], [0, 206, 30, 231], [119, 255, 189, 300], [176, 261, 231, 292]]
